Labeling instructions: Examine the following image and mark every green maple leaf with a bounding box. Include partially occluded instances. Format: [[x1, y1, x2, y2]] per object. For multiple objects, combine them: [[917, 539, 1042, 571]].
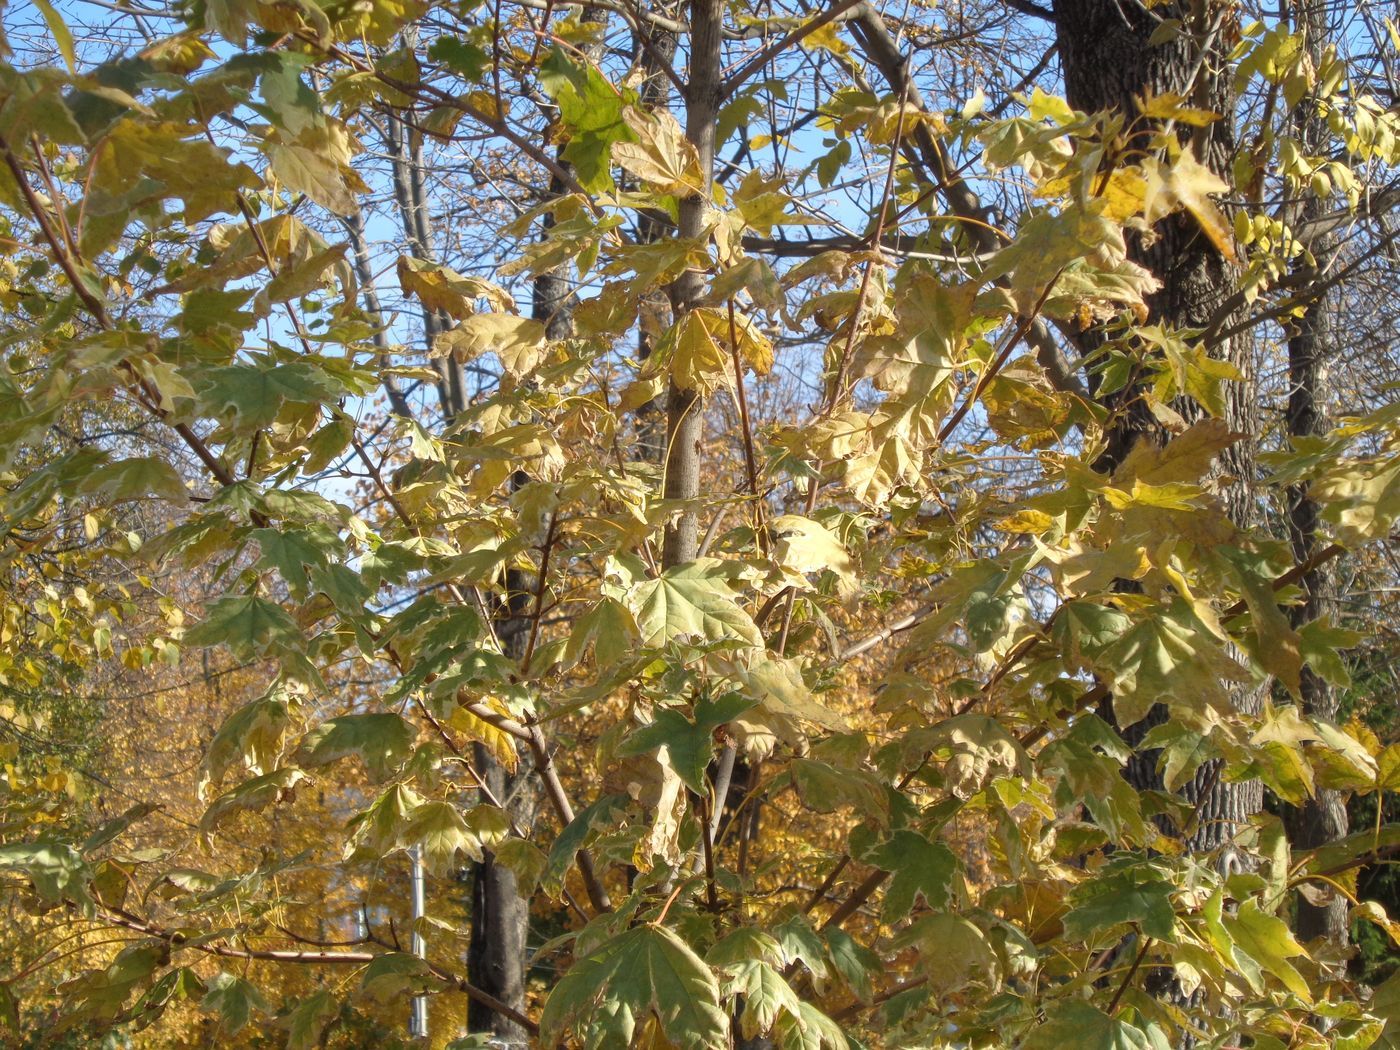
[[188, 589, 288, 645], [199, 768, 306, 843], [543, 794, 628, 897], [823, 928, 882, 1003], [252, 525, 339, 599], [727, 961, 802, 1041], [250, 52, 322, 137], [183, 593, 322, 687], [201, 973, 269, 1035], [773, 1002, 848, 1050], [1297, 616, 1361, 688], [196, 359, 342, 431], [1218, 545, 1303, 695], [429, 37, 490, 81], [400, 801, 483, 875], [130, 968, 205, 1027], [198, 685, 295, 798], [1098, 603, 1247, 728], [616, 693, 751, 794], [79, 456, 189, 504], [627, 559, 763, 649], [563, 596, 639, 669], [280, 990, 339, 1050], [345, 783, 424, 862], [292, 713, 415, 782], [1053, 600, 1132, 670], [62, 944, 164, 1023], [1138, 722, 1216, 791], [266, 125, 359, 216], [540, 925, 727, 1050], [1224, 899, 1312, 1002], [868, 829, 958, 920], [0, 836, 91, 909], [789, 758, 887, 819], [707, 928, 785, 968], [771, 915, 829, 980], [538, 48, 634, 193], [1062, 861, 1178, 942], [1023, 1000, 1161, 1050], [894, 913, 996, 996], [360, 953, 436, 1002]]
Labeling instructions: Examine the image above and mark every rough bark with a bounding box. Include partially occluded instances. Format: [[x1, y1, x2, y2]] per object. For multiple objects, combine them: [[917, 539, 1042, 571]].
[[465, 541, 537, 1043], [1284, 0, 1349, 947], [1053, 0, 1265, 853]]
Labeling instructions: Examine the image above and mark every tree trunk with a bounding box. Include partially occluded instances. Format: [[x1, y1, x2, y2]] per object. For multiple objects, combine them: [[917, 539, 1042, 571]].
[[661, 0, 722, 567], [466, 746, 533, 1044], [1284, 0, 1349, 948], [1053, 0, 1265, 852], [635, 26, 679, 466]]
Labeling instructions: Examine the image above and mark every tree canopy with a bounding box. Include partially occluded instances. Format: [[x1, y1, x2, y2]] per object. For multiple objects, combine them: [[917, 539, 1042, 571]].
[[1, 0, 1400, 1046]]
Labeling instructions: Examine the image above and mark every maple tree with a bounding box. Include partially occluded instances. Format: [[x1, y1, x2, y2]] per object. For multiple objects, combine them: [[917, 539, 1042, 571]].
[[2, 0, 1400, 1046]]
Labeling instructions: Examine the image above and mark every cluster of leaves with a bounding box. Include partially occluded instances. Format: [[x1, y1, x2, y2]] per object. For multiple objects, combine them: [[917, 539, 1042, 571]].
[[0, 0, 1398, 1047]]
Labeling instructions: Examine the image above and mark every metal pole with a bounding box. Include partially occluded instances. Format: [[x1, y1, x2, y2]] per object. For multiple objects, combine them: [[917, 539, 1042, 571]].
[[409, 845, 429, 1039]]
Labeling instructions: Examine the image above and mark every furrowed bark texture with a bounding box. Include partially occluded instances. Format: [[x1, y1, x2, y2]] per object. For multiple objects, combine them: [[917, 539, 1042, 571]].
[[1054, 0, 1265, 851], [662, 0, 723, 567], [1285, 0, 1349, 947]]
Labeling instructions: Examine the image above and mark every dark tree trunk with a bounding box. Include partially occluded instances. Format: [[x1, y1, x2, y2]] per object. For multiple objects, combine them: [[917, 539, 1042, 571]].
[[467, 558, 536, 1044], [1284, 0, 1349, 947], [465, 103, 588, 1043], [1053, 0, 1265, 852], [466, 746, 533, 1044], [1284, 280, 1348, 943]]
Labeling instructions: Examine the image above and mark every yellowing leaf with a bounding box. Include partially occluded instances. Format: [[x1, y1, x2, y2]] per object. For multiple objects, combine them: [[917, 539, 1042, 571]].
[[199, 769, 306, 844], [663, 307, 773, 394], [1137, 91, 1222, 127], [1224, 899, 1313, 1003], [1099, 605, 1249, 727], [267, 120, 363, 216], [31, 0, 76, 74], [400, 801, 483, 874], [627, 560, 763, 649], [799, 21, 848, 56], [198, 685, 297, 800], [397, 257, 515, 320], [771, 514, 858, 597], [613, 107, 705, 196], [447, 700, 519, 773], [738, 656, 849, 743], [1143, 148, 1237, 262], [434, 313, 548, 377]]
